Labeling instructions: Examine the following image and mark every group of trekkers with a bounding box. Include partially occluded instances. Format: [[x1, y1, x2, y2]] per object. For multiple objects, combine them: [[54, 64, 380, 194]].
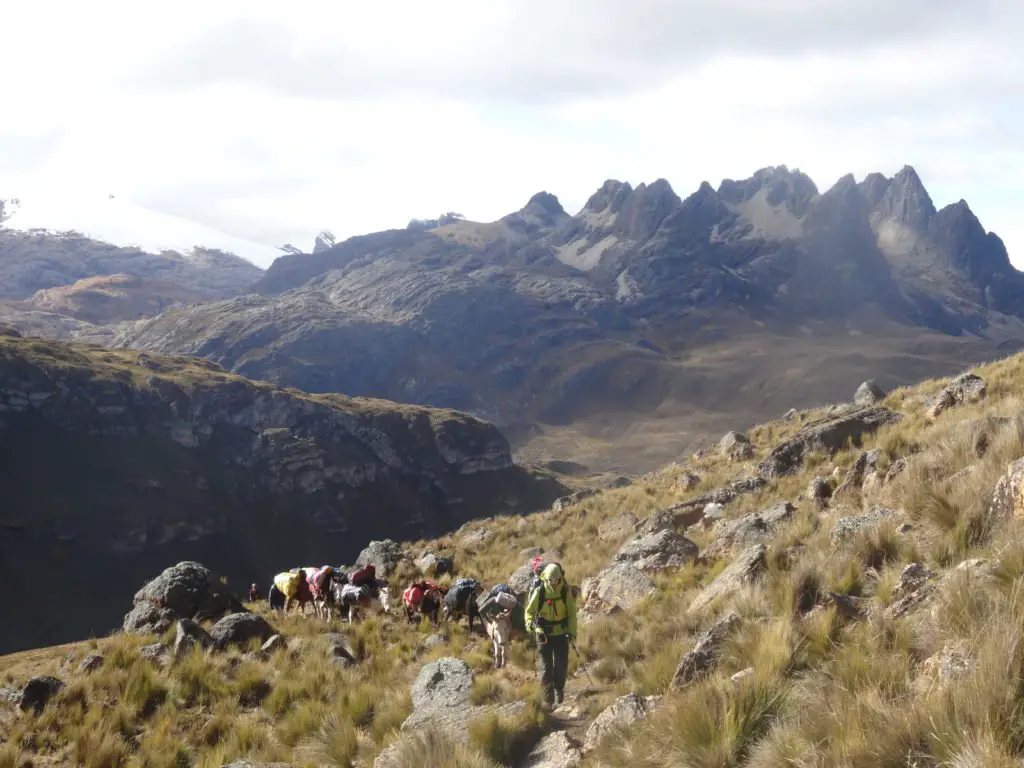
[[249, 554, 579, 706]]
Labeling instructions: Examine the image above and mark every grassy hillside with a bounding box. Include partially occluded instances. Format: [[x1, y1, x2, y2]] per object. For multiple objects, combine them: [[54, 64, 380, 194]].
[[6, 350, 1024, 766]]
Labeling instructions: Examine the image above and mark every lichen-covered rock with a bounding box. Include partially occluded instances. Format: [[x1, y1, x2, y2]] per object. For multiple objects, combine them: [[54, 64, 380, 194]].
[[759, 407, 902, 477], [893, 563, 935, 600], [671, 613, 741, 689], [614, 529, 699, 571], [583, 693, 662, 753], [689, 544, 767, 614], [598, 513, 639, 542], [401, 657, 524, 733], [830, 507, 900, 544], [209, 613, 276, 650], [854, 379, 887, 406], [123, 561, 244, 636]]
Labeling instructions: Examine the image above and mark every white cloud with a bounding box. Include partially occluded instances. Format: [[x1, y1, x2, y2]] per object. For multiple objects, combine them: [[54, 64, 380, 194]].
[[1, 0, 1023, 268]]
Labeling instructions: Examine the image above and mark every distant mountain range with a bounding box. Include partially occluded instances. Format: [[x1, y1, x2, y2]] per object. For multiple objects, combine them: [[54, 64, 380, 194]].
[[2, 166, 1022, 471]]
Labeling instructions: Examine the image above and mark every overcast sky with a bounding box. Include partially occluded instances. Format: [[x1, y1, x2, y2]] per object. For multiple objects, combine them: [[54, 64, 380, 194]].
[[2, 0, 1023, 268]]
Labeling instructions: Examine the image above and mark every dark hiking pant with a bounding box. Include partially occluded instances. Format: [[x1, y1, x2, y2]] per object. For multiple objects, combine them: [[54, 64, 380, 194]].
[[538, 634, 569, 703]]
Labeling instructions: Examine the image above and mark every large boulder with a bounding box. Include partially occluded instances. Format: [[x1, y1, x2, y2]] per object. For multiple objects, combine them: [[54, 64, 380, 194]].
[[719, 431, 754, 462], [671, 613, 741, 690], [758, 407, 902, 478], [401, 657, 524, 733], [123, 561, 245, 636], [209, 613, 276, 650], [581, 563, 656, 623], [613, 529, 699, 571], [415, 551, 455, 577], [689, 544, 767, 614], [355, 539, 406, 577], [583, 693, 662, 753], [20, 676, 64, 713], [705, 502, 794, 557], [854, 379, 887, 406]]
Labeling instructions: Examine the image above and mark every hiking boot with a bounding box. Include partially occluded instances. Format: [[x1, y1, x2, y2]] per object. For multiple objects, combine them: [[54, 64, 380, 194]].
[[543, 688, 555, 708], [554, 689, 564, 706]]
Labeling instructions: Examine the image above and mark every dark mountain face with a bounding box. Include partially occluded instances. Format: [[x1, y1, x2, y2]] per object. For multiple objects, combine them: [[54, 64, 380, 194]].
[[5, 165, 1018, 472], [0, 333, 565, 652]]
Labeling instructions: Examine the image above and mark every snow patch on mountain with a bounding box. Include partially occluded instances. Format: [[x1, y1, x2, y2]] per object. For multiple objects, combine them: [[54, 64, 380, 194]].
[[1, 191, 279, 267]]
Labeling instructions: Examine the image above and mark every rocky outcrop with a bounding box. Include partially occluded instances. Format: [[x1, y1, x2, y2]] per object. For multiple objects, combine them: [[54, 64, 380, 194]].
[[123, 562, 244, 636], [0, 228, 263, 302], [524, 730, 582, 767], [832, 450, 883, 499], [174, 619, 214, 657], [77, 653, 105, 673], [689, 544, 767, 614], [854, 379, 887, 406], [552, 488, 598, 512], [0, 336, 565, 653], [989, 458, 1024, 520], [415, 550, 454, 577], [759, 407, 903, 477], [830, 507, 900, 544], [720, 431, 754, 461], [613, 529, 699, 571], [19, 676, 64, 713], [926, 373, 988, 419], [598, 513, 638, 542], [581, 563, 656, 620], [705, 502, 794, 556], [400, 657, 525, 733], [671, 613, 741, 690], [583, 693, 662, 753]]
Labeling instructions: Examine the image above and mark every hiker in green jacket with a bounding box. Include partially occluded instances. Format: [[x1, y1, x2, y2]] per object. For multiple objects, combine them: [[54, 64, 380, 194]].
[[524, 563, 577, 706]]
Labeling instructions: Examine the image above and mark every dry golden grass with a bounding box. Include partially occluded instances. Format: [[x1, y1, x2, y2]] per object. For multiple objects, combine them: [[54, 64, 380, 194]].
[[9, 350, 1024, 765]]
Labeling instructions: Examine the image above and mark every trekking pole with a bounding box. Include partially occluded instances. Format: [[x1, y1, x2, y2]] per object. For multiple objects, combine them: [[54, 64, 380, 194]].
[[570, 641, 596, 687]]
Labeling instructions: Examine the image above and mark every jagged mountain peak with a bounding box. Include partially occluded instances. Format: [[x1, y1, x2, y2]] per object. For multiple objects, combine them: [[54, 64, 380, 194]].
[[719, 165, 818, 218], [583, 180, 635, 215], [522, 191, 566, 218], [877, 165, 936, 230]]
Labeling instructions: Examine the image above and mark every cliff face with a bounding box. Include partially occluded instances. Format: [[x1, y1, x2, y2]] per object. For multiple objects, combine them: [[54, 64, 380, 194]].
[[0, 331, 565, 652]]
